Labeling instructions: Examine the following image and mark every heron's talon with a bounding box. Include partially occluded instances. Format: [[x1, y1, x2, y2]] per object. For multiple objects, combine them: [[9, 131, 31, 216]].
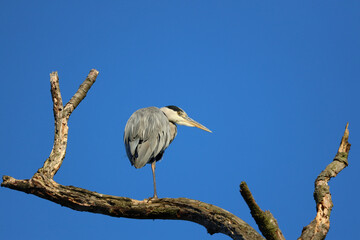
[[146, 196, 158, 202]]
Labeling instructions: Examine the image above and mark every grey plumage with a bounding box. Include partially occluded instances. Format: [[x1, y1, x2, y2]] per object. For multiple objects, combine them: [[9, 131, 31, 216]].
[[124, 105, 211, 198], [124, 107, 176, 169]]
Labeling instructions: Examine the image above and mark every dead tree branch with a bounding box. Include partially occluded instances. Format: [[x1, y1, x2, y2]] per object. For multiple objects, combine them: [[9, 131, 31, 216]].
[[298, 123, 351, 240], [240, 182, 285, 240], [239, 124, 351, 240], [1, 70, 264, 240]]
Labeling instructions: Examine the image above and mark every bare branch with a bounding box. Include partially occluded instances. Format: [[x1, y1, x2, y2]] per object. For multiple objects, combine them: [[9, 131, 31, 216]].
[[2, 175, 264, 240], [298, 123, 351, 240], [50, 71, 63, 121], [37, 71, 68, 179], [63, 69, 99, 118], [36, 70, 98, 179], [240, 182, 285, 240]]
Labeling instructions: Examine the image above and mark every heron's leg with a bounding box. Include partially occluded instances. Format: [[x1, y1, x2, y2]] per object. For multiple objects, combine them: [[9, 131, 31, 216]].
[[151, 161, 158, 199]]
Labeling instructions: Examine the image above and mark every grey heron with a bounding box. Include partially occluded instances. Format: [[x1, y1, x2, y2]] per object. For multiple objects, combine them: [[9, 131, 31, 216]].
[[124, 105, 211, 199]]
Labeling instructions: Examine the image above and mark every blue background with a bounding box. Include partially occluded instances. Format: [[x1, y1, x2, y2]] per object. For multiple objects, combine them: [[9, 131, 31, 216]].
[[1, 1, 359, 239]]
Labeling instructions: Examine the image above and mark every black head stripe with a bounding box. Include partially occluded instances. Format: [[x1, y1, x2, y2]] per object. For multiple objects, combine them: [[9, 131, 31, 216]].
[[166, 105, 184, 113]]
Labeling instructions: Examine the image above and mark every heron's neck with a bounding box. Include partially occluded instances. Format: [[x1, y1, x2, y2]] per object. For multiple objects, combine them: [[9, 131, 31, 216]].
[[159, 107, 178, 142], [160, 107, 180, 123], [169, 122, 177, 143]]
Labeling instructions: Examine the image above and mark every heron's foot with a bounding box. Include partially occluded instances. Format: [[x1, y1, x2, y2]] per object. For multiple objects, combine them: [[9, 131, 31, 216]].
[[146, 195, 158, 202]]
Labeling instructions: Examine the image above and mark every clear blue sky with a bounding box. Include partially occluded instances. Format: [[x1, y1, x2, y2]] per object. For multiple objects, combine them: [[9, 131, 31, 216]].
[[1, 1, 359, 239]]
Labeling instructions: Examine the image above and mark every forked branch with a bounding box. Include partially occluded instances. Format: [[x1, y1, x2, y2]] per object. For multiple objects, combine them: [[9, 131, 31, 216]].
[[239, 124, 350, 240]]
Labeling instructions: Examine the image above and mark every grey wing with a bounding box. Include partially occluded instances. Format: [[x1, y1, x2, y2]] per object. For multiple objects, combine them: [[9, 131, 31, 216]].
[[124, 107, 172, 169]]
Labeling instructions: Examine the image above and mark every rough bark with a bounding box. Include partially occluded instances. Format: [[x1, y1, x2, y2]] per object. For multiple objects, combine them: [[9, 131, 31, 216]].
[[1, 70, 264, 240], [2, 174, 262, 240], [238, 123, 351, 240], [298, 123, 351, 240], [240, 182, 285, 240]]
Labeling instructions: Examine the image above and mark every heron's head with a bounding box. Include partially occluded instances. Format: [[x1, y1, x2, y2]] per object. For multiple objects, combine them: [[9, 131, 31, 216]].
[[160, 105, 212, 133]]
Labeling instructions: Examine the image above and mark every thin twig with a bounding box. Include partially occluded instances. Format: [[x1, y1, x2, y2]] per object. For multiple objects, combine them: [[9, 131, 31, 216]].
[[63, 69, 99, 118]]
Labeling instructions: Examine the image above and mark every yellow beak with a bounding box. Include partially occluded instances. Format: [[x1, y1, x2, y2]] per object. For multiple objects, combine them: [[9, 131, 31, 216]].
[[184, 116, 212, 133]]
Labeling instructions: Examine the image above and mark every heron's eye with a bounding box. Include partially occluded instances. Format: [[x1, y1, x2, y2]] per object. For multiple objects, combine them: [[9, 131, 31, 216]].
[[179, 112, 187, 117]]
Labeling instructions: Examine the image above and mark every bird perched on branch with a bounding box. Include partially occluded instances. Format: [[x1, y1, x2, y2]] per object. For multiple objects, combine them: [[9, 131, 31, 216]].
[[124, 105, 211, 199]]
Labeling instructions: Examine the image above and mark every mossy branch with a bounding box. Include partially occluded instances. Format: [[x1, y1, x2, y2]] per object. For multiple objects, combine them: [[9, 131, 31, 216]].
[[240, 182, 285, 240]]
